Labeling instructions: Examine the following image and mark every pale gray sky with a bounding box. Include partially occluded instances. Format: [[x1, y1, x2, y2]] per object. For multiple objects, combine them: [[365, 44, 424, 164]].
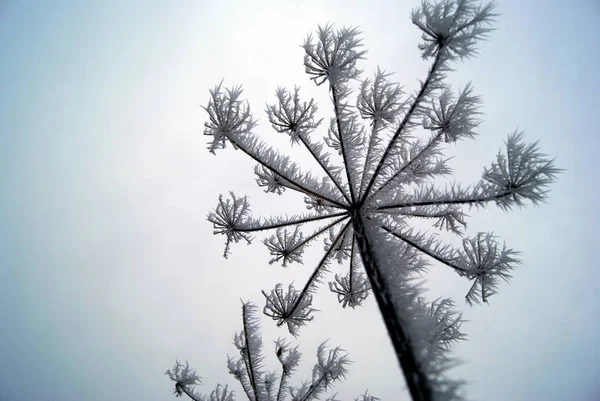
[[1, 1, 599, 400]]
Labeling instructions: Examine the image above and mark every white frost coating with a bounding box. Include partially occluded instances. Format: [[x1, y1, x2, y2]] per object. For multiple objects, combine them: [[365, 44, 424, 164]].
[[198, 0, 560, 400], [262, 284, 317, 337], [329, 272, 371, 308], [365, 215, 467, 401], [167, 302, 361, 401]]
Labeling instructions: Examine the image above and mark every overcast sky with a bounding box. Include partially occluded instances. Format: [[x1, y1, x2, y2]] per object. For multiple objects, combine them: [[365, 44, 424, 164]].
[[1, 1, 599, 400]]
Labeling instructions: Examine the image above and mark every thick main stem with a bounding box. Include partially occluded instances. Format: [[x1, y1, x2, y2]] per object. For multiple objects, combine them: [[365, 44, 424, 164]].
[[350, 209, 432, 401]]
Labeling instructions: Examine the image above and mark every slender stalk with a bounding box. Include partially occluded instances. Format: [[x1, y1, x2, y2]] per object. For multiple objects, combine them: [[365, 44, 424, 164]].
[[227, 135, 348, 209], [372, 132, 443, 199], [276, 368, 289, 401], [286, 215, 350, 255], [392, 210, 454, 219], [298, 134, 352, 204], [349, 233, 357, 292], [299, 375, 326, 401], [331, 85, 358, 204], [177, 384, 203, 401], [289, 220, 352, 317], [377, 190, 511, 211], [382, 225, 468, 274], [358, 119, 381, 197], [360, 51, 444, 206], [237, 376, 256, 401], [242, 305, 260, 401], [237, 211, 349, 233]]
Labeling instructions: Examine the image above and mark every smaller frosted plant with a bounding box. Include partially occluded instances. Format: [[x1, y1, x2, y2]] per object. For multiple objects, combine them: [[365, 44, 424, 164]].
[[166, 302, 371, 401]]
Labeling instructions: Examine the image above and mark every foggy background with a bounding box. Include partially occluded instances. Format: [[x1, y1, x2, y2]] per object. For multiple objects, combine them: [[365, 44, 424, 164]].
[[1, 1, 599, 400]]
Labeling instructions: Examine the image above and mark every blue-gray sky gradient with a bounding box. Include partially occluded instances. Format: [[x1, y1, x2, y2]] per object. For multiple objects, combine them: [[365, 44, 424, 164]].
[[1, 1, 599, 400]]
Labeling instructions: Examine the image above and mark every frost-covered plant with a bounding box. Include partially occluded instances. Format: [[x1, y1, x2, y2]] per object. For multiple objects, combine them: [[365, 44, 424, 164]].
[[166, 302, 364, 401], [202, 1, 559, 400]]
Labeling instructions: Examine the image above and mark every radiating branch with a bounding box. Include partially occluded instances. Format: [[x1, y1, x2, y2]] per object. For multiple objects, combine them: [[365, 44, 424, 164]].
[[264, 216, 349, 266], [229, 134, 348, 209], [360, 51, 444, 205], [377, 190, 509, 211], [239, 211, 349, 233], [371, 132, 443, 199], [382, 226, 467, 274], [291, 220, 352, 316], [331, 85, 358, 204], [298, 134, 352, 204]]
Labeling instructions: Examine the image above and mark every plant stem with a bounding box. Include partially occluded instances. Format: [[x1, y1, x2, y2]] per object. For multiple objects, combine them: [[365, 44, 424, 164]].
[[351, 209, 432, 401]]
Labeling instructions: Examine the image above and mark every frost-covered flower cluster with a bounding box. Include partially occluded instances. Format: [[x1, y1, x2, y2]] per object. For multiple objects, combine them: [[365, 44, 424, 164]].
[[166, 361, 204, 399], [199, 1, 559, 400], [167, 303, 362, 401]]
